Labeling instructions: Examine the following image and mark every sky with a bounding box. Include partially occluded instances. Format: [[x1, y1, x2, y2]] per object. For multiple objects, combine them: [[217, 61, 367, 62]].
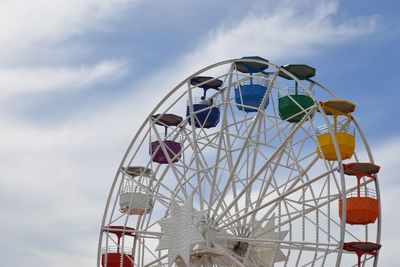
[[0, 0, 399, 266]]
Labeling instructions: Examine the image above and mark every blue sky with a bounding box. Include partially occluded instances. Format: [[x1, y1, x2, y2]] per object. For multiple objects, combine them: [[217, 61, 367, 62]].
[[0, 0, 399, 266]]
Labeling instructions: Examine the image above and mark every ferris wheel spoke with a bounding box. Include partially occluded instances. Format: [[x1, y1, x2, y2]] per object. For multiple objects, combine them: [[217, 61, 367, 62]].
[[226, 96, 251, 131], [197, 146, 241, 225], [269, 112, 316, 181], [298, 116, 318, 141], [180, 127, 219, 210], [261, 155, 320, 215], [285, 150, 317, 170], [279, 138, 314, 187], [220, 147, 270, 226], [151, 166, 186, 205], [259, 174, 299, 237], [262, 119, 292, 150], [142, 254, 168, 267], [327, 160, 342, 194], [268, 170, 296, 234], [314, 176, 330, 206], [222, 111, 261, 150], [320, 246, 333, 266], [183, 127, 220, 148], [214, 147, 276, 230], [226, 99, 246, 135], [311, 204, 361, 242], [283, 199, 340, 243], [211, 71, 280, 219], [301, 249, 329, 267], [216, 116, 255, 230], [291, 165, 319, 209], [254, 143, 286, 212], [107, 204, 127, 224], [218, 167, 338, 231], [243, 120, 263, 226], [183, 84, 209, 214], [219, 235, 338, 249], [291, 122, 315, 160], [208, 67, 234, 217], [240, 179, 375, 246], [221, 154, 319, 230], [258, 180, 375, 242], [134, 236, 162, 262], [213, 107, 315, 226]]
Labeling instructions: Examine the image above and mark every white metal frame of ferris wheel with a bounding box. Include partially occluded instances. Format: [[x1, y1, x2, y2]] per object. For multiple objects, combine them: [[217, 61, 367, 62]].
[[97, 58, 381, 267]]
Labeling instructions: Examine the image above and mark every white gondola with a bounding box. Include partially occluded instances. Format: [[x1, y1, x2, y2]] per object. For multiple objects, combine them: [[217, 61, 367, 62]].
[[119, 166, 154, 215], [119, 191, 153, 215]]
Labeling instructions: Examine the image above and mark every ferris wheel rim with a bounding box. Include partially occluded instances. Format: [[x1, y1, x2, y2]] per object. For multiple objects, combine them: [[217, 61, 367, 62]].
[[98, 57, 380, 267]]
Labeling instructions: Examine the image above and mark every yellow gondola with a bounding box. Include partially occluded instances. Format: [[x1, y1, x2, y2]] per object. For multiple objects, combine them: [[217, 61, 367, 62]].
[[317, 100, 356, 161]]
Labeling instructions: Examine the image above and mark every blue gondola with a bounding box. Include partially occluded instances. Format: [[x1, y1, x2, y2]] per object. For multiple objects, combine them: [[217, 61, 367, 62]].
[[187, 76, 222, 128], [234, 56, 270, 112], [186, 104, 220, 128], [235, 81, 269, 112]]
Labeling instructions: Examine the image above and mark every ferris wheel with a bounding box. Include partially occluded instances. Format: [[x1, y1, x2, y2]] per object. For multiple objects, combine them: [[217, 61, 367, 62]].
[[97, 57, 382, 267]]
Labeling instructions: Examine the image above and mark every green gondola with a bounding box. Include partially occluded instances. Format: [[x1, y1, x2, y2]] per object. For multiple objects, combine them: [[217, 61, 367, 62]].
[[278, 64, 316, 122]]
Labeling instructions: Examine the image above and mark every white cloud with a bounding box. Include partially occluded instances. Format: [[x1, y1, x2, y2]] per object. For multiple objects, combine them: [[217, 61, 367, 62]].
[[366, 137, 400, 266], [372, 137, 400, 184], [0, 60, 127, 98], [0, 0, 135, 100], [0, 0, 138, 64], [180, 0, 378, 72]]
